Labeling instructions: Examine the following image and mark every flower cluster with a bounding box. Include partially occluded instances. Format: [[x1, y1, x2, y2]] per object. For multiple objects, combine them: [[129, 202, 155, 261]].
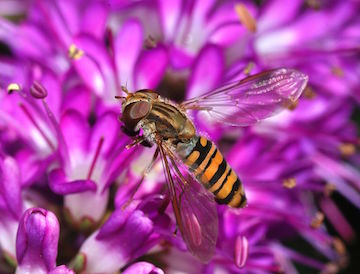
[[0, 0, 359, 273]]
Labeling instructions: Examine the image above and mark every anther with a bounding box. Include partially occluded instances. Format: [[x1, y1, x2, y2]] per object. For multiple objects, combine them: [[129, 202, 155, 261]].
[[304, 86, 316, 99], [332, 237, 346, 255], [243, 62, 255, 76], [287, 100, 299, 110], [7, 83, 21, 93], [87, 137, 104, 180], [234, 235, 249, 268], [310, 212, 325, 229], [69, 44, 84, 60], [324, 183, 336, 197], [331, 66, 344, 78], [30, 81, 48, 99], [235, 3, 257, 33], [283, 178, 296, 189], [338, 143, 356, 157]]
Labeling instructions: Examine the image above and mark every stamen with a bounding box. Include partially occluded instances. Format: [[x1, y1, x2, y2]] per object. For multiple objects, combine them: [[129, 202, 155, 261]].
[[283, 178, 296, 189], [235, 3, 257, 33], [338, 143, 356, 156], [87, 137, 104, 180], [19, 103, 56, 151], [7, 83, 21, 93], [234, 235, 249, 268], [332, 237, 346, 255], [331, 66, 344, 77], [243, 62, 255, 76], [324, 183, 336, 196], [287, 100, 299, 110], [69, 44, 84, 60], [310, 212, 325, 229], [304, 86, 316, 99], [30, 81, 48, 99]]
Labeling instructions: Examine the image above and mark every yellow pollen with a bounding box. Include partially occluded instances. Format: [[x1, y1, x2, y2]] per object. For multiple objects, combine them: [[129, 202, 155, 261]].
[[243, 62, 255, 75], [283, 178, 296, 189], [331, 66, 344, 77], [7, 83, 21, 93], [338, 143, 356, 156], [310, 212, 325, 229], [235, 3, 257, 33], [304, 86, 316, 99], [287, 100, 299, 111], [69, 44, 84, 60], [306, 0, 322, 10], [324, 183, 336, 197]]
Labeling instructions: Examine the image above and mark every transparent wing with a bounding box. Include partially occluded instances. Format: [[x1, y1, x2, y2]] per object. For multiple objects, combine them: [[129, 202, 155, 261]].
[[181, 68, 308, 126], [158, 143, 218, 263]]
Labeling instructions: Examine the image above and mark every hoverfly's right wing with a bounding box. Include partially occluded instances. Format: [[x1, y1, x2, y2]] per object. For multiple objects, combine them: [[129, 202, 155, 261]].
[[181, 68, 308, 127], [158, 143, 218, 263]]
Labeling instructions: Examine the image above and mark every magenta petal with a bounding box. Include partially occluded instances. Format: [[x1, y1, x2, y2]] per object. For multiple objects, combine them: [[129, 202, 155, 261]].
[[157, 0, 182, 41], [36, 1, 78, 47], [169, 45, 194, 69], [49, 265, 75, 274], [48, 168, 97, 194], [134, 46, 168, 90], [258, 0, 303, 31], [186, 44, 224, 99], [0, 156, 22, 219], [96, 207, 134, 239], [72, 35, 115, 97], [16, 208, 59, 272], [62, 85, 92, 117], [81, 2, 108, 39], [114, 19, 144, 90], [60, 110, 89, 156], [89, 112, 120, 156], [123, 262, 164, 274]]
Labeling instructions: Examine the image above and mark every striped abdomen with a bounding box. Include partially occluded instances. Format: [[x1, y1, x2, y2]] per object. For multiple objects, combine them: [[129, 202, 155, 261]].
[[179, 136, 247, 208]]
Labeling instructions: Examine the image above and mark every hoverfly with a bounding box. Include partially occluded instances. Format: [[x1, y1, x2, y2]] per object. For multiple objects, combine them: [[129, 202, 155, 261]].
[[116, 68, 308, 263]]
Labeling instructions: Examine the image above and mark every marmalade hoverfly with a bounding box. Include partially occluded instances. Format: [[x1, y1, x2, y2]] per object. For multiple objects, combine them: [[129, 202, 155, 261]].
[[116, 68, 308, 262]]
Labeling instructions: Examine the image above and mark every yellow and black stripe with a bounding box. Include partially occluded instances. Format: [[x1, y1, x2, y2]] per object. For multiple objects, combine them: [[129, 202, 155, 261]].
[[182, 136, 247, 208]]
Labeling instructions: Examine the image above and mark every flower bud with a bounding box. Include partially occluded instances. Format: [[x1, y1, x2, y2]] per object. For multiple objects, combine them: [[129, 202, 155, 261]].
[[16, 208, 60, 274]]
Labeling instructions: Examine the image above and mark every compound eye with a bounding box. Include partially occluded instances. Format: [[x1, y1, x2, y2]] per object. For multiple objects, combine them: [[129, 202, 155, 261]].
[[121, 101, 151, 130]]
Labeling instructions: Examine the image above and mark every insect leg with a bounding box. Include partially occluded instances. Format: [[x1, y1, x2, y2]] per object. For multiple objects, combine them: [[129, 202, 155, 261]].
[[121, 147, 159, 209]]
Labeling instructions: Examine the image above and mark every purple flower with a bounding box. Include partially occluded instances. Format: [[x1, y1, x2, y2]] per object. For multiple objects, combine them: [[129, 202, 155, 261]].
[[71, 196, 170, 273], [123, 261, 164, 274], [0, 1, 359, 273], [15, 207, 73, 274]]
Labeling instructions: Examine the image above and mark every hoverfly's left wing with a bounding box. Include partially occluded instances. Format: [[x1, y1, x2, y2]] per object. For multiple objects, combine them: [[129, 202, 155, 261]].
[[181, 68, 308, 126], [158, 143, 218, 263]]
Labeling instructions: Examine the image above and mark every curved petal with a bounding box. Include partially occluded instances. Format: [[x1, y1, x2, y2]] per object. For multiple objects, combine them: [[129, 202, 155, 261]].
[[48, 168, 97, 195], [81, 2, 109, 39], [157, 0, 182, 41], [89, 112, 120, 157], [0, 156, 22, 219], [60, 110, 90, 159], [186, 44, 224, 99], [114, 19, 144, 91], [62, 85, 92, 117], [134, 46, 168, 90], [72, 35, 116, 98]]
